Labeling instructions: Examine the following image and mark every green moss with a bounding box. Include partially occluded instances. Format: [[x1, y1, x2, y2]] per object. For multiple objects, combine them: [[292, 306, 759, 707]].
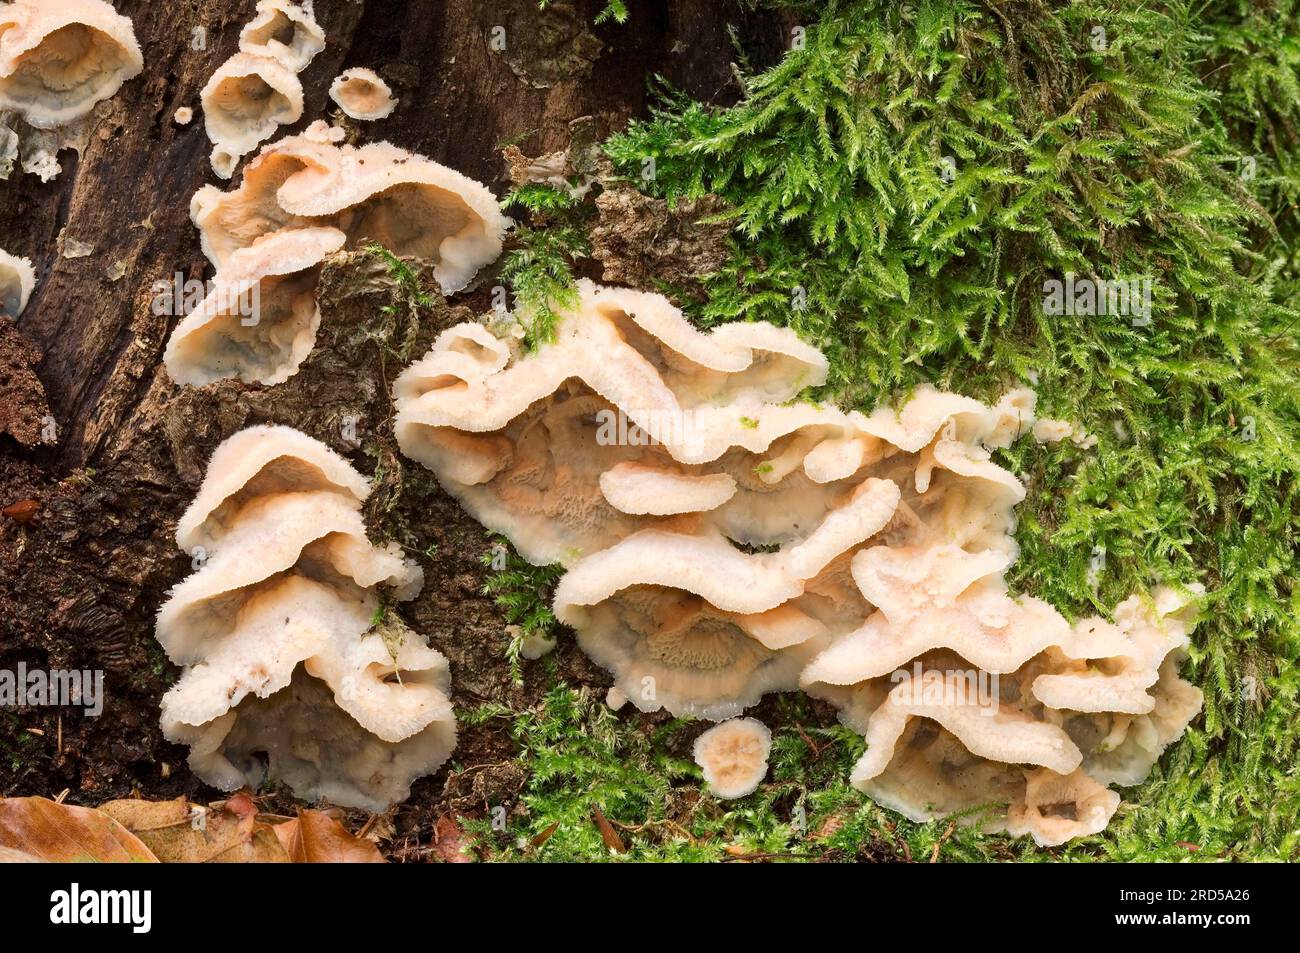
[[480, 536, 565, 686], [362, 242, 434, 363], [470, 680, 1041, 862], [500, 186, 590, 348]]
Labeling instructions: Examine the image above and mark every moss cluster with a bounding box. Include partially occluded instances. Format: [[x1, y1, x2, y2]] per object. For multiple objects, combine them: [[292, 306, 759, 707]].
[[479, 535, 566, 685], [499, 185, 590, 348], [545, 0, 630, 25], [494, 0, 1299, 861]]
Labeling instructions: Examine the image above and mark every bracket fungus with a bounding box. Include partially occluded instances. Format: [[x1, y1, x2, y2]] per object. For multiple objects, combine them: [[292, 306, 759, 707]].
[[394, 280, 835, 567], [190, 122, 508, 293], [200, 51, 304, 180], [393, 282, 1205, 844], [163, 226, 345, 387], [0, 247, 35, 317], [198, 0, 323, 179], [329, 67, 397, 121], [552, 479, 900, 719], [157, 426, 457, 811], [165, 123, 507, 387], [0, 0, 142, 129], [693, 718, 772, 799], [239, 0, 325, 72]]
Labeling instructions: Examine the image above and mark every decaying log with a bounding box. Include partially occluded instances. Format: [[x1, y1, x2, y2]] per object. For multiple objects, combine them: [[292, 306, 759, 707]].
[[0, 0, 789, 810]]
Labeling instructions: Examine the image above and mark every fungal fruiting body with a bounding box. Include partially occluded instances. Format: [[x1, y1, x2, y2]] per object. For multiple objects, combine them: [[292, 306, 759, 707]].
[[805, 574, 1203, 842], [393, 281, 1205, 844], [200, 52, 304, 179], [0, 247, 35, 317], [163, 226, 345, 387], [329, 68, 397, 121], [157, 426, 456, 811], [163, 122, 508, 388], [200, 0, 323, 179], [394, 281, 832, 566], [190, 122, 509, 292], [0, 0, 143, 129], [239, 0, 325, 72], [693, 718, 772, 799]]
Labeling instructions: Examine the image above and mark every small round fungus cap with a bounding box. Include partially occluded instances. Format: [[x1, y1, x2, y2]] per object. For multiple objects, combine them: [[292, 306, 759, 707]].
[[239, 0, 325, 72], [1006, 768, 1121, 847], [0, 247, 36, 318], [518, 628, 557, 660], [329, 67, 397, 121], [693, 717, 772, 799], [0, 0, 143, 129]]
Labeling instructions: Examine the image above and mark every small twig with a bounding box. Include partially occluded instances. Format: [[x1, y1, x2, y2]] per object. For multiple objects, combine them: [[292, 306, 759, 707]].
[[720, 850, 809, 863], [794, 723, 823, 757], [930, 821, 957, 863]]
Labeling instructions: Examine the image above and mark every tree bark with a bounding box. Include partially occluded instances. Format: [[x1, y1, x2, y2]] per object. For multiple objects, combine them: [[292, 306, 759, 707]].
[[2, 0, 785, 469]]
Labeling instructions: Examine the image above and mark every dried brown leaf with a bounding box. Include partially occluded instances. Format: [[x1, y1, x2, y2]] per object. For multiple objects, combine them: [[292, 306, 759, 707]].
[[0, 845, 42, 862], [99, 796, 289, 863], [432, 814, 475, 863], [530, 820, 560, 849], [593, 807, 626, 854], [0, 797, 158, 862], [273, 810, 385, 863], [2, 499, 39, 523]]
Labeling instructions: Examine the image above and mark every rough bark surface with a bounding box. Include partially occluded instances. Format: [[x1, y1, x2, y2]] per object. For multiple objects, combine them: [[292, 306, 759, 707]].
[[0, 0, 791, 858]]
